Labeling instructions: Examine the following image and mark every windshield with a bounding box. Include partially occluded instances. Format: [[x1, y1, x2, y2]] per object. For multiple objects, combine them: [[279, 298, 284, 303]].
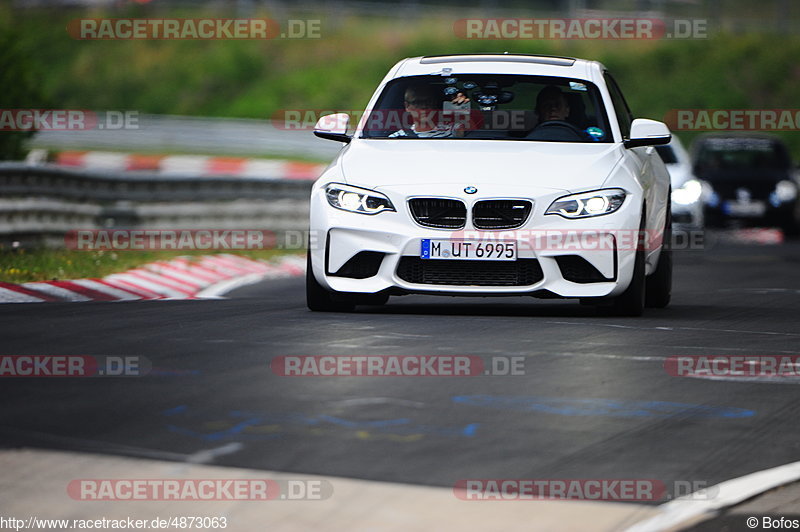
[[694, 137, 791, 172], [360, 74, 612, 143]]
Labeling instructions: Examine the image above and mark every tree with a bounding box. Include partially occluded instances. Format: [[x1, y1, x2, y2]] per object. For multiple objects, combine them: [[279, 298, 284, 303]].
[[0, 27, 46, 160]]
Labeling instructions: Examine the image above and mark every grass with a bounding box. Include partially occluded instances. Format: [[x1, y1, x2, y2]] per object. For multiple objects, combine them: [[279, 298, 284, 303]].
[[5, 7, 800, 158], [0, 248, 299, 283]]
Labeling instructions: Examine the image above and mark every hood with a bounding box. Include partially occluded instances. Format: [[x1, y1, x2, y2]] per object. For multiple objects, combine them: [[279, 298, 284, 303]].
[[339, 139, 623, 193]]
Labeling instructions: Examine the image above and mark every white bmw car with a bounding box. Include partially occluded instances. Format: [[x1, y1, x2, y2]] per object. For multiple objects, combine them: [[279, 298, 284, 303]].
[[307, 54, 673, 316]]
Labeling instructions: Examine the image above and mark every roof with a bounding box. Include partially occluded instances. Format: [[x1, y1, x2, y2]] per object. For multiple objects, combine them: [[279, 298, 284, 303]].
[[421, 53, 577, 66], [391, 53, 602, 81]]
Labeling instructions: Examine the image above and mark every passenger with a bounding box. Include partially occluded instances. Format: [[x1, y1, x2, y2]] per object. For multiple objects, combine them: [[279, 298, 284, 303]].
[[390, 85, 469, 138]]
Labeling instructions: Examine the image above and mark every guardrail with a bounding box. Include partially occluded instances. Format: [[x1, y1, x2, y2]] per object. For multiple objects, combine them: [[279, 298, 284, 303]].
[[29, 114, 342, 161], [0, 164, 313, 248]]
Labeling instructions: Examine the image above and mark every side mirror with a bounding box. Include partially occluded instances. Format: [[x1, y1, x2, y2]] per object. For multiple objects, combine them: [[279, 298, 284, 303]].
[[313, 113, 351, 143], [624, 118, 671, 149]]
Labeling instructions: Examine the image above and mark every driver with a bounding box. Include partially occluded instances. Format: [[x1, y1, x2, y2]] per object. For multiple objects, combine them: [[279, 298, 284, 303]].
[[530, 85, 595, 141], [536, 85, 570, 123]]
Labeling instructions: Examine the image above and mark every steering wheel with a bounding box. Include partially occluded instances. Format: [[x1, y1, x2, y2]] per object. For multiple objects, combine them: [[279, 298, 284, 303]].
[[534, 120, 583, 140], [529, 120, 585, 141]]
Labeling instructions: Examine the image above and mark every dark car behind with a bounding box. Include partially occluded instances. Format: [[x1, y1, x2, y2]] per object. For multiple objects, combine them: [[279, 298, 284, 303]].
[[692, 134, 799, 235]]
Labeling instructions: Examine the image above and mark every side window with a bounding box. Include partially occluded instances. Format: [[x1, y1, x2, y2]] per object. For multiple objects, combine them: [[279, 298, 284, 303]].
[[604, 72, 633, 139]]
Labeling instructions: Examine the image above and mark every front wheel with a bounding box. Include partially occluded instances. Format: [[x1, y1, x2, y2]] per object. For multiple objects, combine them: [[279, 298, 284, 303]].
[[645, 202, 672, 308], [605, 210, 647, 317], [306, 254, 355, 312], [306, 254, 390, 311]]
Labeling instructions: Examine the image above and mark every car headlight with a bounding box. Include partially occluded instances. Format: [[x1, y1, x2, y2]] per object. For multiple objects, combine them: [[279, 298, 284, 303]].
[[545, 189, 627, 219], [774, 180, 798, 202], [325, 183, 395, 215], [671, 179, 703, 206]]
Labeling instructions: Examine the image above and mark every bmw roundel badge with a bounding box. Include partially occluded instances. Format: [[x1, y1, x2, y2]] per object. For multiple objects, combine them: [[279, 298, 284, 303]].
[[464, 186, 478, 194]]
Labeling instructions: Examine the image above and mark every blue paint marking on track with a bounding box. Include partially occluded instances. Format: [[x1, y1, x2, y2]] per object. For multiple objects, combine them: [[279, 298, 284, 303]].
[[162, 405, 188, 416], [167, 415, 277, 442], [451, 395, 755, 419], [163, 406, 481, 441]]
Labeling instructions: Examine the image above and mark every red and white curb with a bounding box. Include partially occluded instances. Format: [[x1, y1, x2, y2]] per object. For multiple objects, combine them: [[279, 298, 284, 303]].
[[723, 227, 784, 245], [0, 254, 305, 304], [47, 151, 324, 180]]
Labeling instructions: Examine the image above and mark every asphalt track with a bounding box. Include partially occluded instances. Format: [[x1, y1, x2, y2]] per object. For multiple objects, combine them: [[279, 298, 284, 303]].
[[1, 233, 799, 507]]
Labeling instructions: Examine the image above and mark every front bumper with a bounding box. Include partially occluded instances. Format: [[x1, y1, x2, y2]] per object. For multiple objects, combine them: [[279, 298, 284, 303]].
[[704, 200, 796, 226], [310, 188, 645, 299]]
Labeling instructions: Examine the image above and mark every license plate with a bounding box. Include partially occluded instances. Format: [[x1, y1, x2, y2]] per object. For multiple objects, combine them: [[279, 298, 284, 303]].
[[420, 239, 517, 261], [725, 201, 766, 217]]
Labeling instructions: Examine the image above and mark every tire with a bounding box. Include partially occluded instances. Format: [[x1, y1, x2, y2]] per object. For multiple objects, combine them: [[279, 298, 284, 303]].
[[306, 254, 355, 312], [606, 209, 646, 317], [352, 292, 390, 306], [645, 202, 672, 308]]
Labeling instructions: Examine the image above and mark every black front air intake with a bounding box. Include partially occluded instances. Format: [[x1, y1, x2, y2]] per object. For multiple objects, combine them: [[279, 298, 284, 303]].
[[555, 255, 612, 283], [396, 257, 543, 286], [329, 251, 385, 279]]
